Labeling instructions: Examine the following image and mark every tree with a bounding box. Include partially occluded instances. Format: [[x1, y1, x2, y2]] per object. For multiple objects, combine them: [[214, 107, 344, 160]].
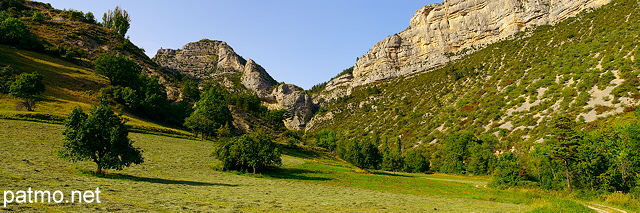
[[467, 134, 498, 175], [0, 65, 17, 94], [60, 101, 143, 175], [338, 138, 381, 170], [0, 17, 28, 44], [381, 137, 403, 172], [9, 72, 45, 111], [213, 131, 281, 173], [491, 152, 526, 188], [545, 115, 581, 189], [180, 76, 200, 104], [403, 149, 430, 173], [102, 6, 130, 37], [184, 85, 233, 139], [315, 129, 337, 151], [93, 53, 141, 87], [84, 12, 96, 25], [441, 132, 475, 174]]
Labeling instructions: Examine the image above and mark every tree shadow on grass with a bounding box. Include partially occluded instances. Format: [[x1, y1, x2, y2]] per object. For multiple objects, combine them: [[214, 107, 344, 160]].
[[82, 171, 238, 187], [263, 167, 332, 181], [370, 171, 413, 178]]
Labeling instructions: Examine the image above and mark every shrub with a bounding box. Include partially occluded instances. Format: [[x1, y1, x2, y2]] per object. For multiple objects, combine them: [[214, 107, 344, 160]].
[[213, 132, 281, 173]]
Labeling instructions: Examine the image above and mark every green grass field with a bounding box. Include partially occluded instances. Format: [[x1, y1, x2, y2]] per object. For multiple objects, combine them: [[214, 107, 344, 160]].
[[3, 119, 630, 212]]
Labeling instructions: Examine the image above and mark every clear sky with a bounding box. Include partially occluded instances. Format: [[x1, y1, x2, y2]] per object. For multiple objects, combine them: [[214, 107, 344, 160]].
[[41, 1, 441, 89]]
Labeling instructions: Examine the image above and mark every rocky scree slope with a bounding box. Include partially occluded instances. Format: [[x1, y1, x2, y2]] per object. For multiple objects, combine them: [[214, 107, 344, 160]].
[[314, 0, 611, 103], [153, 39, 314, 130], [307, 0, 640, 149]]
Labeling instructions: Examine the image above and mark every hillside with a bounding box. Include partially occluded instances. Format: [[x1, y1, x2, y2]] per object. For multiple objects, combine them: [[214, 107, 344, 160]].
[[308, 0, 640, 147], [0, 1, 189, 135], [16, 1, 181, 98], [312, 0, 611, 104]]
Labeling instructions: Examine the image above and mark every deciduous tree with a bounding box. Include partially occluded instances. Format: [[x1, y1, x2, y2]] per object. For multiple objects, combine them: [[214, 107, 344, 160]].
[[101, 6, 130, 37], [60, 101, 143, 175], [9, 72, 44, 111]]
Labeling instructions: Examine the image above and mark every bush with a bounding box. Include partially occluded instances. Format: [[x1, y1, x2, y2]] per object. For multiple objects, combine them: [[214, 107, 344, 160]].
[[213, 132, 281, 173]]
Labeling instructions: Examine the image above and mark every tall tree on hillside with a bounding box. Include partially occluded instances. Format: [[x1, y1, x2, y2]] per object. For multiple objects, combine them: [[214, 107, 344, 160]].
[[93, 53, 140, 87], [184, 85, 233, 139], [180, 76, 200, 104], [60, 100, 143, 175], [9, 72, 45, 111], [545, 115, 581, 189], [102, 6, 130, 37]]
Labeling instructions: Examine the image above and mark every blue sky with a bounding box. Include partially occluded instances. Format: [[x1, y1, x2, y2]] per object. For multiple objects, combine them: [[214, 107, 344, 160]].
[[42, 1, 441, 89]]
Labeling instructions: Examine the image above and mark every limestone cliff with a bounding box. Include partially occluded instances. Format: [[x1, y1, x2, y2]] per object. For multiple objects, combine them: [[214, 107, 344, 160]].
[[266, 84, 314, 130], [153, 39, 245, 79], [153, 39, 313, 130], [242, 59, 277, 98], [317, 0, 610, 102]]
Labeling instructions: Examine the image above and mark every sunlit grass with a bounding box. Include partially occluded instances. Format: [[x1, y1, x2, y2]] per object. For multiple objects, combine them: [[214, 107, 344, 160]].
[[1, 119, 536, 212]]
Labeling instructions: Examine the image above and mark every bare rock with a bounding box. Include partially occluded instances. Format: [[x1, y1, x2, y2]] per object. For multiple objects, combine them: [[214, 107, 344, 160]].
[[266, 84, 314, 130], [241, 59, 277, 98]]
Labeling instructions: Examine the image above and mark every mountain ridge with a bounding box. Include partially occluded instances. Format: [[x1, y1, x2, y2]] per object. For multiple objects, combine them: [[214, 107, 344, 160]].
[[153, 39, 314, 130]]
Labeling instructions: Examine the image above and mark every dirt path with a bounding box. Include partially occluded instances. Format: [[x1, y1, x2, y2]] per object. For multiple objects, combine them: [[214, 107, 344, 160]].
[[585, 203, 627, 213]]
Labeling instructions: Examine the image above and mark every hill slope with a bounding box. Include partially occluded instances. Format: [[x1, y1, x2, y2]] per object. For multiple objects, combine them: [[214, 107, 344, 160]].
[[307, 0, 640, 148], [312, 0, 611, 103]]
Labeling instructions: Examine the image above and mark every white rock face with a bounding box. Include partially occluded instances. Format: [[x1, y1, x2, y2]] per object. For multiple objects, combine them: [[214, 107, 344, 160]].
[[154, 39, 314, 130], [320, 0, 610, 101], [153, 39, 245, 79], [241, 59, 277, 98], [267, 84, 314, 130]]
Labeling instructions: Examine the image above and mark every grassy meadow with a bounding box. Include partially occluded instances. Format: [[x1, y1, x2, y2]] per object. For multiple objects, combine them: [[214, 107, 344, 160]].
[[2, 119, 633, 212]]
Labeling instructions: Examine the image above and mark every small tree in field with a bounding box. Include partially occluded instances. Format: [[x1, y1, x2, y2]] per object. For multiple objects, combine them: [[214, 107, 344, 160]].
[[9, 72, 45, 111], [60, 100, 143, 175], [213, 131, 281, 173]]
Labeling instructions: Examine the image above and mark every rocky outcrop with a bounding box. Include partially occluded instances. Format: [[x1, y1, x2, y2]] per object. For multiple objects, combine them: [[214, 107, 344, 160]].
[[241, 59, 277, 98], [153, 39, 245, 80], [266, 84, 314, 130], [319, 0, 610, 101], [154, 39, 314, 130]]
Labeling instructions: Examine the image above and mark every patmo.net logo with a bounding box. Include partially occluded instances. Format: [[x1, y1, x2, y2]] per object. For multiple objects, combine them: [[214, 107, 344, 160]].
[[3, 187, 102, 207]]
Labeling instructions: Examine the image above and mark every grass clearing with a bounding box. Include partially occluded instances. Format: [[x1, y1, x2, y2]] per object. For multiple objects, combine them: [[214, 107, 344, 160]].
[[0, 119, 537, 212]]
